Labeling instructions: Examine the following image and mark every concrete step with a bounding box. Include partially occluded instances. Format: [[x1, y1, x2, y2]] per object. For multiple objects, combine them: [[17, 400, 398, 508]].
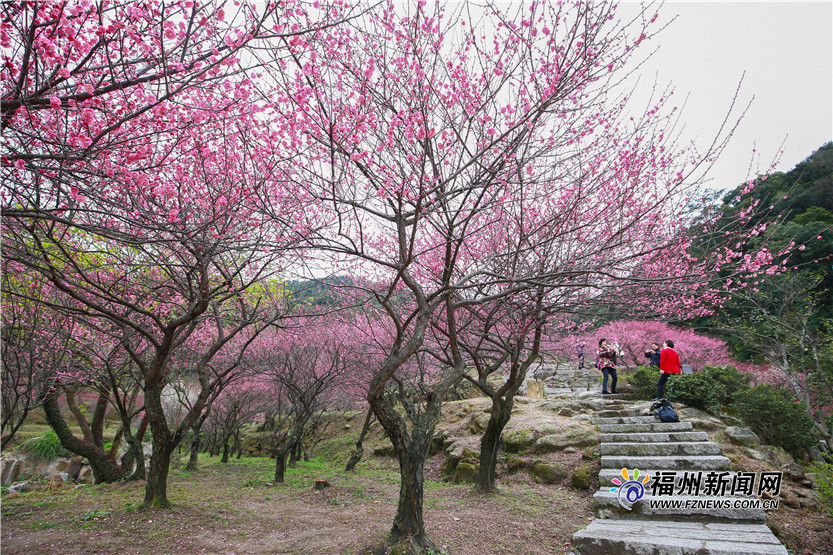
[[572, 519, 787, 554], [592, 415, 658, 425], [601, 455, 731, 471], [597, 468, 755, 488], [592, 491, 766, 522], [600, 431, 708, 443], [601, 441, 722, 457]]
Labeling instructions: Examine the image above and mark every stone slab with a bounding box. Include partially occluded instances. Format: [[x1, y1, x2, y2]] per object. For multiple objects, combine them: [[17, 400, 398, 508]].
[[601, 441, 722, 457], [592, 491, 766, 522], [601, 455, 731, 471], [600, 431, 708, 443], [597, 422, 693, 433], [572, 519, 787, 555]]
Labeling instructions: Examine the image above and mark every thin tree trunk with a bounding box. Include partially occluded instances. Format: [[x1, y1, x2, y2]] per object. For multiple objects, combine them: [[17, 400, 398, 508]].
[[221, 437, 230, 463], [477, 396, 514, 492], [185, 423, 201, 471], [345, 410, 374, 472]]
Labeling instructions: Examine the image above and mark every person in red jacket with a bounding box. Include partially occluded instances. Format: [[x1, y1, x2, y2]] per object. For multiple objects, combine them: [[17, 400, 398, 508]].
[[654, 339, 681, 400]]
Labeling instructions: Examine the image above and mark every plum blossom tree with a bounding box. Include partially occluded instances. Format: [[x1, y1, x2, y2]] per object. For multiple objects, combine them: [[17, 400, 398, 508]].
[[587, 320, 734, 369], [256, 0, 759, 548]]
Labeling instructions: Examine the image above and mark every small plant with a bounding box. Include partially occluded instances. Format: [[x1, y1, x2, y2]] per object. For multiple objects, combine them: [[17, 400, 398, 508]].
[[666, 372, 727, 411], [735, 385, 818, 457], [21, 430, 67, 462], [80, 509, 110, 521], [624, 366, 660, 399]]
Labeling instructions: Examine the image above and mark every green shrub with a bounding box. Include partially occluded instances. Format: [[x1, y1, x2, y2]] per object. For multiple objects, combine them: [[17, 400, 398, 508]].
[[697, 366, 751, 403], [21, 430, 68, 462], [811, 462, 833, 510], [625, 366, 660, 399], [666, 372, 727, 411], [735, 385, 818, 457]]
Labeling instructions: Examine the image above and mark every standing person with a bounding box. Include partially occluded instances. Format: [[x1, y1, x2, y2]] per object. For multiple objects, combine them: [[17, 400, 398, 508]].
[[576, 343, 586, 370], [597, 338, 618, 395], [654, 340, 681, 400], [644, 343, 661, 367]]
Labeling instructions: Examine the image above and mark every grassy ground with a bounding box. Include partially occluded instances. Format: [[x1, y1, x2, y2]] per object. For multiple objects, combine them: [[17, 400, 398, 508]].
[[2, 452, 594, 554]]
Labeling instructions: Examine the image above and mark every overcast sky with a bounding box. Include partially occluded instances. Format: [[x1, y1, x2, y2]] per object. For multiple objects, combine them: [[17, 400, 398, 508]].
[[619, 1, 832, 191]]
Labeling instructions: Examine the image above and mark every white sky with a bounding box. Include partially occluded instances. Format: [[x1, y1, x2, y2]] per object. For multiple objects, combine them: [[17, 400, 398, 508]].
[[620, 1, 833, 191]]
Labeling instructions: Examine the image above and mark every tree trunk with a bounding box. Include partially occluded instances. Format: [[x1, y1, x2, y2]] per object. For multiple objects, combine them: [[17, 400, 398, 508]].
[[221, 437, 230, 463], [345, 410, 374, 472], [274, 447, 288, 483], [144, 442, 173, 507], [143, 385, 173, 507], [125, 433, 146, 481], [42, 393, 123, 483], [368, 394, 439, 552], [477, 396, 514, 492], [288, 436, 300, 467], [185, 423, 201, 471]]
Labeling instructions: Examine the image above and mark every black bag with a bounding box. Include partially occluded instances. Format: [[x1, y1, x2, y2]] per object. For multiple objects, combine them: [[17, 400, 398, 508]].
[[651, 399, 679, 423]]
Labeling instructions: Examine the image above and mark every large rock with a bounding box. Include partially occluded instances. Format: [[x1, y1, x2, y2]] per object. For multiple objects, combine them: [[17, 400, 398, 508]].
[[502, 429, 535, 453], [526, 379, 546, 398], [455, 462, 479, 483], [725, 426, 760, 447], [571, 464, 594, 489], [531, 462, 568, 484], [535, 428, 597, 452], [747, 445, 796, 469]]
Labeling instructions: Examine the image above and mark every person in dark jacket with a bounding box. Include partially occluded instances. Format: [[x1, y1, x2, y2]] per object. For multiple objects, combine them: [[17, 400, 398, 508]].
[[644, 343, 661, 367], [597, 338, 618, 395], [654, 340, 681, 400]]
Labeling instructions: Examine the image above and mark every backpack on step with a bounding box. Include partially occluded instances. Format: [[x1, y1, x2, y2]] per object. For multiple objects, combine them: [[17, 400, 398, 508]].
[[650, 399, 679, 423]]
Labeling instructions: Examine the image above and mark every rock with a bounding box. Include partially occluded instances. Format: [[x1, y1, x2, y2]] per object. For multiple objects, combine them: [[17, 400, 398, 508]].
[[429, 435, 445, 456], [572, 414, 592, 422], [563, 447, 578, 454], [535, 428, 597, 452], [582, 445, 599, 460], [531, 462, 568, 485], [77, 465, 94, 485], [781, 491, 801, 508], [526, 379, 546, 398], [747, 445, 796, 469], [1, 454, 24, 486], [6, 480, 31, 494], [467, 412, 490, 434], [686, 418, 725, 431], [372, 445, 397, 458], [505, 454, 527, 472], [455, 462, 479, 483], [571, 465, 594, 489], [558, 407, 575, 417], [502, 429, 535, 453], [782, 463, 806, 482], [725, 426, 760, 447]]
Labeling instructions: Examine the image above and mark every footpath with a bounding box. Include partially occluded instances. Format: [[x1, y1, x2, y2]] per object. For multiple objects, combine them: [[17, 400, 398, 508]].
[[570, 398, 789, 555]]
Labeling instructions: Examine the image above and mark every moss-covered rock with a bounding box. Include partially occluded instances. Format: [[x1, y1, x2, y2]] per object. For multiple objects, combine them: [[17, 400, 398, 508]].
[[571, 464, 594, 489], [502, 429, 535, 453], [456, 461, 479, 483], [536, 427, 597, 452], [531, 462, 568, 485], [505, 454, 528, 473]]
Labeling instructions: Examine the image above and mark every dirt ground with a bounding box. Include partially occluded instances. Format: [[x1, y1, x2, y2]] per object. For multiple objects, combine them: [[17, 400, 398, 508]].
[[1, 454, 595, 554]]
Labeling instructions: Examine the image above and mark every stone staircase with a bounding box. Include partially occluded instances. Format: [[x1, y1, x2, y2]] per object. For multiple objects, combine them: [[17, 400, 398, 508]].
[[571, 408, 788, 554]]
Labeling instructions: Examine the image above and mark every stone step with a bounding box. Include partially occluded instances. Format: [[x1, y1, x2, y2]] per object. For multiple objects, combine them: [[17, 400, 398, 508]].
[[596, 409, 641, 418], [572, 519, 788, 554], [597, 422, 693, 433], [597, 468, 755, 488], [592, 415, 658, 425], [592, 491, 766, 522], [600, 431, 708, 443], [601, 442, 722, 457], [601, 455, 731, 471]]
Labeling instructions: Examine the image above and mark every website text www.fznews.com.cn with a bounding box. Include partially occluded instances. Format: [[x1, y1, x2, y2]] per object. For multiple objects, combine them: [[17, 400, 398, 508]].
[[648, 498, 780, 510]]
